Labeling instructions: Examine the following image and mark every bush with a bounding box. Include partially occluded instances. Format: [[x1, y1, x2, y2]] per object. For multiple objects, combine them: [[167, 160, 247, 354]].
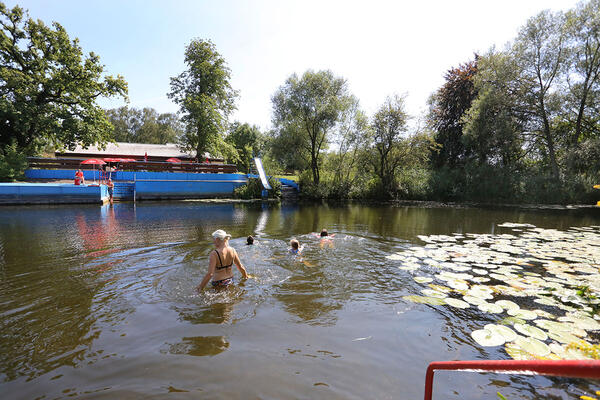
[[0, 142, 28, 182], [234, 177, 281, 199]]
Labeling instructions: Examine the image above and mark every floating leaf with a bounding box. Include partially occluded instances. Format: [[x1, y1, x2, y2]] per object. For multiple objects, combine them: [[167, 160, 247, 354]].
[[495, 300, 520, 311], [514, 323, 548, 341], [478, 302, 503, 314], [445, 298, 470, 309], [414, 276, 433, 284], [485, 324, 517, 342], [507, 309, 537, 320], [403, 295, 446, 305], [514, 337, 551, 357], [471, 328, 506, 347]]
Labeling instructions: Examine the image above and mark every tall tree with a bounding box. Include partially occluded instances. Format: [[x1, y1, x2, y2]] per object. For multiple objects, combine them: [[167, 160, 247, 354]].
[[0, 2, 128, 154], [429, 58, 478, 168], [368, 95, 410, 196], [168, 39, 238, 158], [565, 0, 600, 146], [271, 70, 354, 184], [512, 9, 567, 179]]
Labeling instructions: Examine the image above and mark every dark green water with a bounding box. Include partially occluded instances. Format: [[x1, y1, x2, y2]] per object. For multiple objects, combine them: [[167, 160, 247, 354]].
[[1, 202, 599, 399]]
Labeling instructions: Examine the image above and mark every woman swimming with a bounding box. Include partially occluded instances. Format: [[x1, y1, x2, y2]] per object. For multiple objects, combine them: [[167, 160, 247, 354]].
[[196, 229, 248, 291]]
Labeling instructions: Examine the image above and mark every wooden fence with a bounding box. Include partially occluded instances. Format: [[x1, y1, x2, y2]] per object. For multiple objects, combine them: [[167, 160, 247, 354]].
[[27, 157, 238, 174]]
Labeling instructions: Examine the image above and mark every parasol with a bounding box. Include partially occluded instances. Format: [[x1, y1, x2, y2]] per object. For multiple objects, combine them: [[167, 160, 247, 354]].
[[166, 158, 182, 163], [80, 159, 105, 183]]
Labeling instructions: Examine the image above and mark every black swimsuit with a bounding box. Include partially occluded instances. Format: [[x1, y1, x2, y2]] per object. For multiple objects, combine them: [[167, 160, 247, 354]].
[[211, 250, 233, 287]]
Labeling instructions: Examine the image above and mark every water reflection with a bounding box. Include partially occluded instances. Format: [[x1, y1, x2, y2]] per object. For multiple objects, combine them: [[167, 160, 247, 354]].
[[0, 202, 598, 399], [162, 336, 230, 357]]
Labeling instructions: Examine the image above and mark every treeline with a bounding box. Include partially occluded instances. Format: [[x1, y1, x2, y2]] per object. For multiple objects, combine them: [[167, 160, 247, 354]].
[[2, 0, 598, 205], [263, 0, 600, 204]]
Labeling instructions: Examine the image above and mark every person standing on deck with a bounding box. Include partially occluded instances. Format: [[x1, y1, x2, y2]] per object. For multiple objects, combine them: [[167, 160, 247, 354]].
[[197, 230, 248, 291], [107, 179, 114, 204]]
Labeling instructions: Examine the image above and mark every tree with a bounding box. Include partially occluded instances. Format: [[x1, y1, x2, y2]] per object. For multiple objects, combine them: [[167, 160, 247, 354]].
[[0, 3, 127, 155], [225, 122, 264, 173], [512, 10, 567, 180], [368, 95, 410, 196], [168, 39, 238, 158], [565, 0, 600, 146], [429, 57, 478, 168], [105, 106, 183, 144], [271, 70, 354, 184]]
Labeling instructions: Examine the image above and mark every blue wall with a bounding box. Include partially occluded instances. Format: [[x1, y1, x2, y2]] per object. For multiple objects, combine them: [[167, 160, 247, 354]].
[[0, 183, 108, 204], [134, 180, 247, 199]]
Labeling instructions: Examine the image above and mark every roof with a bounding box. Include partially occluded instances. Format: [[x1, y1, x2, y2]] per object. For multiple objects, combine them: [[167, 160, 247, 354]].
[[57, 142, 202, 159]]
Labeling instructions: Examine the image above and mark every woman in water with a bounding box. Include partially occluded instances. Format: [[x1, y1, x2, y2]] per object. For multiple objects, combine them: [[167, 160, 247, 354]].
[[196, 230, 248, 291]]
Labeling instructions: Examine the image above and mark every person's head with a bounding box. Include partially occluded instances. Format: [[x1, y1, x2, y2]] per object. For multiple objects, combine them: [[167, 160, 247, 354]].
[[320, 229, 328, 237], [212, 229, 231, 245], [247, 235, 254, 245], [290, 239, 299, 250]]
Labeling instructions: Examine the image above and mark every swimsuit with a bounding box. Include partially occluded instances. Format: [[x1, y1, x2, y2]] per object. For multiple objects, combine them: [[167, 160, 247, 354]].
[[212, 249, 233, 287]]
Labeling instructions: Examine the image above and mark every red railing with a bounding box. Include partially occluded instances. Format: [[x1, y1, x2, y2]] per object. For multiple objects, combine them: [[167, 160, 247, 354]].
[[424, 360, 600, 400]]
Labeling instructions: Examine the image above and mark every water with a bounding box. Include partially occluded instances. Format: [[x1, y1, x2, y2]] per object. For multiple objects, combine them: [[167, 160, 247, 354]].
[[0, 202, 599, 399]]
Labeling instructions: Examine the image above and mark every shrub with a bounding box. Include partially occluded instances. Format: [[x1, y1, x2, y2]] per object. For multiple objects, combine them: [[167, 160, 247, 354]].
[[0, 142, 28, 182], [234, 177, 281, 199]]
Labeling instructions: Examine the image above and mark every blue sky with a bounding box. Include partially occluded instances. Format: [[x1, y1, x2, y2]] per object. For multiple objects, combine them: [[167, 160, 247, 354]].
[[8, 0, 581, 131]]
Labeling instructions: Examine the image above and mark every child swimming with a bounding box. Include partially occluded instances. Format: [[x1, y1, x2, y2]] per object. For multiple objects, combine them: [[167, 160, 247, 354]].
[[289, 239, 304, 255]]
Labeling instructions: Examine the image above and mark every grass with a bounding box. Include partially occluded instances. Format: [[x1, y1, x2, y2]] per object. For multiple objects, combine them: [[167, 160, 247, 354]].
[[272, 174, 298, 182]]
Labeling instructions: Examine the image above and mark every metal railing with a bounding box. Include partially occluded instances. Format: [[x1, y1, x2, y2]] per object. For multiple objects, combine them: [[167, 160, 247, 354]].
[[27, 157, 238, 174], [424, 360, 600, 400]]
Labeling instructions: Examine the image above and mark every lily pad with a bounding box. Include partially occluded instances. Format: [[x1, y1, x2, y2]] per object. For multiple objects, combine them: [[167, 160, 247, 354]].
[[414, 276, 433, 284], [444, 298, 470, 309], [514, 336, 551, 357], [514, 323, 548, 341], [403, 295, 446, 305], [507, 309, 537, 320], [471, 328, 506, 347], [495, 300, 520, 311], [478, 302, 503, 314], [484, 324, 517, 342]]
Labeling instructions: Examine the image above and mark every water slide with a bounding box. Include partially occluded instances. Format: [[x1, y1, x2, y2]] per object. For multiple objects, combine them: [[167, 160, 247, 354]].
[[254, 157, 271, 190]]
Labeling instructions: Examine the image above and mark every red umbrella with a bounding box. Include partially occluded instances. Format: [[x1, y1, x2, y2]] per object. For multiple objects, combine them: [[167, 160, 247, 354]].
[[103, 158, 123, 162], [121, 158, 137, 162], [166, 158, 182, 163], [80, 159, 105, 183]]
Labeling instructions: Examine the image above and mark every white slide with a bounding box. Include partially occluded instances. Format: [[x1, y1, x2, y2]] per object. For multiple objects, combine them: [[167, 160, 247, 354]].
[[254, 157, 272, 190]]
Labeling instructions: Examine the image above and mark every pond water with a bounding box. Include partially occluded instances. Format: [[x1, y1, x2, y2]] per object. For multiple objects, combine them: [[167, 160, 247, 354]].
[[1, 202, 600, 399]]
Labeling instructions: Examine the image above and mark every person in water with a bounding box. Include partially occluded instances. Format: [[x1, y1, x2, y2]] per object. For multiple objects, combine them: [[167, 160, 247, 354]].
[[247, 235, 254, 245], [289, 239, 304, 255], [197, 229, 248, 291], [315, 228, 335, 248]]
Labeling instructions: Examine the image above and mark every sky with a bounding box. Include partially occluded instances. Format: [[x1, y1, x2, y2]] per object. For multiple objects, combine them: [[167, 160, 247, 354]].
[[8, 0, 582, 131]]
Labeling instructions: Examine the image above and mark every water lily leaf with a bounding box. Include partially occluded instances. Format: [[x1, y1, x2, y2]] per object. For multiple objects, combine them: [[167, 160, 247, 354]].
[[514, 323, 548, 341], [421, 289, 447, 299], [414, 276, 433, 284], [507, 309, 537, 320], [478, 302, 504, 314], [499, 316, 527, 326], [547, 330, 582, 344], [514, 337, 551, 357], [471, 328, 505, 347], [386, 253, 404, 260], [445, 298, 470, 309], [484, 324, 517, 342], [403, 295, 446, 305], [463, 295, 487, 305], [495, 300, 520, 311]]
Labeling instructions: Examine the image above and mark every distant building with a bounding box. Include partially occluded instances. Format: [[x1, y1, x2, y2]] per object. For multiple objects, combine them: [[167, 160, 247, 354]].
[[55, 142, 223, 163]]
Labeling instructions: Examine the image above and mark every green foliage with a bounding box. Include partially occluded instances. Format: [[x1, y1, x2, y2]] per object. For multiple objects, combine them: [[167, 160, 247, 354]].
[[271, 70, 356, 184], [225, 122, 264, 173], [0, 141, 27, 182], [168, 39, 238, 158], [105, 107, 184, 144], [0, 2, 128, 155], [233, 177, 281, 199]]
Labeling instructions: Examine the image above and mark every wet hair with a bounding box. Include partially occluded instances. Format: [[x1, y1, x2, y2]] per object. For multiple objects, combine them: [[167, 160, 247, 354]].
[[320, 229, 328, 237], [247, 235, 254, 245], [290, 239, 299, 250]]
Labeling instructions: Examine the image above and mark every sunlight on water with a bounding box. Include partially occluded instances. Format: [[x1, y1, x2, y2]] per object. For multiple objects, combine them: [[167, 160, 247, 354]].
[[0, 202, 599, 399]]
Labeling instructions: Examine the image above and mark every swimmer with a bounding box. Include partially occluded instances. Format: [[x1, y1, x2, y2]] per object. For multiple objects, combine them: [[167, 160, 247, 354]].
[[289, 239, 304, 255], [313, 228, 335, 248], [247, 235, 254, 245], [196, 229, 248, 291]]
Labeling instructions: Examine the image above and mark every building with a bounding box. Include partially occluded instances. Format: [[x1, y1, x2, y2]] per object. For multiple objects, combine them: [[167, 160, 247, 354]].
[[55, 142, 223, 163]]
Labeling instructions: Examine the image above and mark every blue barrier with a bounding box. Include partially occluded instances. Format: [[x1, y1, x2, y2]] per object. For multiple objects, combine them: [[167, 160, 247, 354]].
[[134, 179, 247, 199], [0, 183, 108, 204]]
